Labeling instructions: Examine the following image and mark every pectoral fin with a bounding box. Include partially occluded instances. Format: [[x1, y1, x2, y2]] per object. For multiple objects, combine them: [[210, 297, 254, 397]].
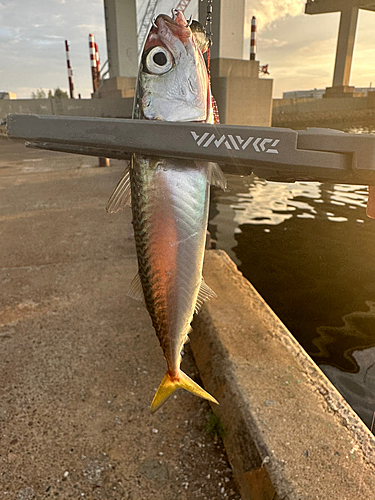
[[106, 165, 131, 213], [194, 161, 226, 190], [209, 162, 227, 190]]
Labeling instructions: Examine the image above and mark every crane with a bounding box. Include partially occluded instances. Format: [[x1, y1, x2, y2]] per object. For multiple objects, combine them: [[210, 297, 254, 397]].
[[137, 0, 192, 55], [137, 0, 159, 54], [175, 0, 191, 10]]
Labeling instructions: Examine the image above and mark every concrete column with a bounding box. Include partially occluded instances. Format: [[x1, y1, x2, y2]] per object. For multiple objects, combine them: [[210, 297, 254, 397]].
[[199, 0, 252, 60], [103, 0, 138, 78], [332, 6, 359, 87], [198, 0, 273, 126]]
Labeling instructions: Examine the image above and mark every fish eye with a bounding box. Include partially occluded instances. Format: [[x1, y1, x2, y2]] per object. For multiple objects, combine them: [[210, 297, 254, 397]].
[[144, 46, 173, 75], [153, 52, 167, 66]]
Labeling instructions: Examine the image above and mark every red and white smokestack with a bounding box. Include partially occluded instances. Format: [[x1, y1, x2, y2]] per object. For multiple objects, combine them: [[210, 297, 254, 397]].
[[250, 16, 257, 61], [65, 40, 74, 98], [95, 42, 100, 78], [89, 34, 109, 166], [89, 33, 99, 93]]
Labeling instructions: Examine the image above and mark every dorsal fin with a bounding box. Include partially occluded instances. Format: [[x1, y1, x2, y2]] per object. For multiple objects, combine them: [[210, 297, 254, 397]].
[[106, 165, 131, 213], [127, 273, 145, 303], [194, 278, 217, 314]]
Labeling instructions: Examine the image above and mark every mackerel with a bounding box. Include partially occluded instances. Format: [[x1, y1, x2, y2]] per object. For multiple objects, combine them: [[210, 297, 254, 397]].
[[107, 11, 225, 412]]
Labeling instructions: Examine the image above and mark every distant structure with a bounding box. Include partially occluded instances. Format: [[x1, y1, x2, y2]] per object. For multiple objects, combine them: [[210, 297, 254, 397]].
[[89, 34, 100, 93], [137, 0, 159, 54], [64, 40, 74, 99], [250, 16, 257, 61], [0, 92, 16, 100], [283, 89, 326, 99], [95, 42, 100, 83], [98, 0, 138, 98], [103, 0, 137, 78], [138, 1, 191, 55], [283, 86, 375, 99], [305, 0, 375, 98], [175, 0, 191, 9]]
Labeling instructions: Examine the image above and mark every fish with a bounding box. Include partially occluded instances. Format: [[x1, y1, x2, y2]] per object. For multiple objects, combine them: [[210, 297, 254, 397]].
[[106, 10, 226, 413]]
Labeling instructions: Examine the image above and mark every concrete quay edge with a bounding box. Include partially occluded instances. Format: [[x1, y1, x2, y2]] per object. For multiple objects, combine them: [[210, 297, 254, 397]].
[[191, 249, 375, 500]]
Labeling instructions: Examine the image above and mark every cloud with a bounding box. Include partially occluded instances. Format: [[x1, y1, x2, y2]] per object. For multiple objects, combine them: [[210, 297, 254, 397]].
[[77, 23, 105, 35], [259, 38, 289, 49], [256, 11, 340, 96], [254, 4, 375, 96], [252, 0, 306, 30], [44, 35, 65, 39], [0, 0, 107, 98]]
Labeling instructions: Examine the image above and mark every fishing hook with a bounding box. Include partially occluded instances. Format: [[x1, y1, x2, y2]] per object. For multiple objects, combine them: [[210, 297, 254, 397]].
[[185, 15, 192, 27], [171, 8, 178, 19], [152, 17, 158, 29]]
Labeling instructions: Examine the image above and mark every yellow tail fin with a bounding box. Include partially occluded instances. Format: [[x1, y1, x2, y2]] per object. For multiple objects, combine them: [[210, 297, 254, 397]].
[[151, 371, 219, 413]]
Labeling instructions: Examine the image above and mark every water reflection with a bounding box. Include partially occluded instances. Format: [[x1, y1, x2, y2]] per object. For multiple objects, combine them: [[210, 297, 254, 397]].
[[320, 302, 375, 429], [209, 174, 375, 428], [321, 349, 375, 429], [231, 178, 320, 226], [228, 177, 367, 228]]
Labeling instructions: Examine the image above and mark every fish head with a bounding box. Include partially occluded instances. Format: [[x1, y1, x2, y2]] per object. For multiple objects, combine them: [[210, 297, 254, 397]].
[[134, 11, 213, 123]]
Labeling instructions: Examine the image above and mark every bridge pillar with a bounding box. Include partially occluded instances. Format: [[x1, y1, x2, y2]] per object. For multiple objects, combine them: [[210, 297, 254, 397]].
[[332, 6, 359, 88], [305, 0, 375, 98], [98, 0, 138, 98], [199, 0, 273, 126]]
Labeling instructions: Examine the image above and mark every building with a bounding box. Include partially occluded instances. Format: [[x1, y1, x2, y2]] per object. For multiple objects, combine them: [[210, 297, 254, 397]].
[[283, 89, 326, 99], [283, 87, 375, 99], [0, 92, 17, 100]]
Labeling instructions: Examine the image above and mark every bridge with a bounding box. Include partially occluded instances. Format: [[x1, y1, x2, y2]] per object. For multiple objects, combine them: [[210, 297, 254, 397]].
[[305, 0, 375, 96]]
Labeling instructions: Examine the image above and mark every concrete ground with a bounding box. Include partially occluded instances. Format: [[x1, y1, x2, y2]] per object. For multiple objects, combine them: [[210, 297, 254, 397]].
[[0, 137, 241, 500]]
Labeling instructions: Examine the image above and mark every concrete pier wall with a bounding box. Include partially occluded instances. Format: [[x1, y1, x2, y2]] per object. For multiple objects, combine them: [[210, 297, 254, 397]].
[[192, 250, 375, 500], [0, 97, 133, 121], [273, 96, 369, 115], [272, 95, 375, 129]]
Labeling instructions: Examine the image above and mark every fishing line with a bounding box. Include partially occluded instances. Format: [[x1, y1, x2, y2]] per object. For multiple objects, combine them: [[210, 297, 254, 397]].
[[200, 0, 220, 123]]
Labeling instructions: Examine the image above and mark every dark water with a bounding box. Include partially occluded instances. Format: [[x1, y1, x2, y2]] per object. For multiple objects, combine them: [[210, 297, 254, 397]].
[[209, 173, 375, 429]]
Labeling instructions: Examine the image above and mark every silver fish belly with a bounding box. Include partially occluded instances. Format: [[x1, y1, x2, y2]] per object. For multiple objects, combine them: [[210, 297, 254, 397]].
[[131, 155, 210, 377]]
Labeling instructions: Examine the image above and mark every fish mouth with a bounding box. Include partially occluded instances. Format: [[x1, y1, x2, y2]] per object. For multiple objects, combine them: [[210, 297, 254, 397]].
[[152, 12, 191, 42], [142, 12, 191, 59]]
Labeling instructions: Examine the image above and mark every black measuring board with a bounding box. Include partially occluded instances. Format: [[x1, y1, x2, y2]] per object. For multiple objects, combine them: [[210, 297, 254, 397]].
[[7, 114, 375, 184]]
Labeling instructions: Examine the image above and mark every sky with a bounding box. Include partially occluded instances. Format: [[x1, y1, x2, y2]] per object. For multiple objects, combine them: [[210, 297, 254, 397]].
[[0, 0, 374, 99]]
